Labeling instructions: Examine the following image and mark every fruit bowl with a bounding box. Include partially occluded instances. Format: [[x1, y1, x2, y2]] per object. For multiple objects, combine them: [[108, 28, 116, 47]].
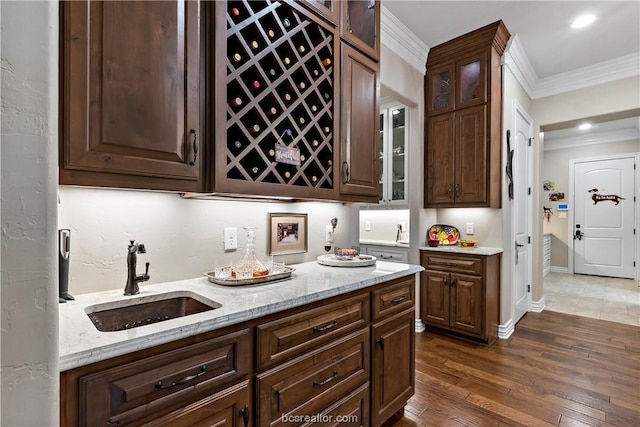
[[458, 239, 478, 248]]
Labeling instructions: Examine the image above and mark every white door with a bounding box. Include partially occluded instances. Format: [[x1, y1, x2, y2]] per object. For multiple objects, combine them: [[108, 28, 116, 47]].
[[573, 157, 636, 278], [512, 103, 533, 324]]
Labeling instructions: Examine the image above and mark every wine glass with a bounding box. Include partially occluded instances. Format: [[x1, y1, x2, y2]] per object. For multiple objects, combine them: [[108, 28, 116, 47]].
[[324, 241, 332, 254]]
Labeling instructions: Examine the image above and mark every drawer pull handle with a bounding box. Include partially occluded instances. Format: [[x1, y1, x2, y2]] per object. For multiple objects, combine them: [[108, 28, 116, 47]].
[[313, 319, 338, 332], [380, 254, 393, 260], [188, 129, 198, 166], [376, 337, 384, 349], [106, 421, 120, 425], [155, 365, 207, 389], [390, 295, 408, 304], [451, 279, 457, 286], [239, 405, 250, 427], [313, 370, 338, 386]]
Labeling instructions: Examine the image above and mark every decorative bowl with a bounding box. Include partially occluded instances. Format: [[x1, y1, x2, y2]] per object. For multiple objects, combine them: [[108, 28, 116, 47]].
[[458, 239, 478, 248]]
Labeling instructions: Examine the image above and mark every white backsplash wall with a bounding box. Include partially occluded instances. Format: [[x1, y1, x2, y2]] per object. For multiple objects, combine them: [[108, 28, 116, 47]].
[[359, 209, 410, 242], [433, 208, 503, 248], [58, 187, 359, 295]]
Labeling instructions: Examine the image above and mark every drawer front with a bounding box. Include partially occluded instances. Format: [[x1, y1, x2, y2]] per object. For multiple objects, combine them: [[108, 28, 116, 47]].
[[79, 329, 251, 426], [301, 382, 370, 427], [257, 293, 369, 370], [372, 276, 415, 322], [367, 248, 408, 263], [257, 329, 370, 427], [421, 251, 483, 275]]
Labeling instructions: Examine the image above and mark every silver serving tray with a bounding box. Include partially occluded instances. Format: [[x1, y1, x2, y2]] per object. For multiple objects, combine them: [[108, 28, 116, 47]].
[[204, 266, 295, 286]]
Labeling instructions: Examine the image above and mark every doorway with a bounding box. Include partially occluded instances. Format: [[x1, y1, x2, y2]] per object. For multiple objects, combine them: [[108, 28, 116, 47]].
[[569, 155, 637, 279]]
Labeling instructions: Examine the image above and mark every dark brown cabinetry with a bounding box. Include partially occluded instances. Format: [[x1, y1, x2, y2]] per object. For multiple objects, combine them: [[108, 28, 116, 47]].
[[61, 276, 416, 426], [371, 277, 415, 426], [420, 250, 500, 344], [339, 43, 380, 202], [424, 21, 510, 208], [59, 1, 203, 192]]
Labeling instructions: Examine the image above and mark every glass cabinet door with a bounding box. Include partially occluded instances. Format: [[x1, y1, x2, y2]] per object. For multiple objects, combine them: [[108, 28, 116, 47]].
[[303, 0, 339, 24], [427, 63, 454, 115], [389, 107, 407, 203], [457, 53, 486, 107], [341, 0, 379, 60], [377, 102, 408, 205]]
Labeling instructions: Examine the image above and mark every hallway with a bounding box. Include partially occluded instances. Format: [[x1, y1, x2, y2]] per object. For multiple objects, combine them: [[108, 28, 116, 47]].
[[543, 272, 640, 326]]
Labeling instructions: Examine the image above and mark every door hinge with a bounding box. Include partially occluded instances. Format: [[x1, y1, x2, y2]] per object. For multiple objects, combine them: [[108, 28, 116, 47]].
[[527, 284, 531, 292], [528, 187, 531, 195], [528, 138, 533, 146], [528, 236, 531, 244]]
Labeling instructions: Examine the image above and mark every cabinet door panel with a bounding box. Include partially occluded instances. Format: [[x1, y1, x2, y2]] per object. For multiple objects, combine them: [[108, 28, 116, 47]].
[[341, 0, 380, 60], [455, 105, 487, 205], [425, 113, 455, 206], [340, 44, 380, 201], [456, 52, 487, 108], [420, 270, 449, 327], [426, 63, 455, 116], [372, 310, 414, 427], [62, 1, 201, 189], [449, 273, 484, 336]]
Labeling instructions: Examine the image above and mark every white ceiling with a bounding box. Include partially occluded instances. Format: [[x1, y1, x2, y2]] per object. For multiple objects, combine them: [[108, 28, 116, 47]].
[[382, 1, 640, 138], [383, 1, 640, 79], [544, 116, 640, 150]]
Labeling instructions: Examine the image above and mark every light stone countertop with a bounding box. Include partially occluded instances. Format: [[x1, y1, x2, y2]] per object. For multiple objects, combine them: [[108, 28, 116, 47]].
[[419, 245, 503, 256], [59, 260, 423, 372]]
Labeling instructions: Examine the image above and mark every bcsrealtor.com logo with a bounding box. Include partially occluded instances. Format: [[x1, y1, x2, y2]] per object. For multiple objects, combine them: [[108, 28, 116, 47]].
[[281, 413, 359, 424]]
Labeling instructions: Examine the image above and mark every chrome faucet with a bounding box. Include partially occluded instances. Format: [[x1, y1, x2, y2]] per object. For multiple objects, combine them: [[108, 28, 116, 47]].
[[124, 240, 150, 295]]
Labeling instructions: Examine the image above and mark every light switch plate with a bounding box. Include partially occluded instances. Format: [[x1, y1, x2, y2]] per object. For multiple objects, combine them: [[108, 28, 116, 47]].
[[224, 227, 237, 251], [466, 223, 474, 234], [365, 221, 371, 232]]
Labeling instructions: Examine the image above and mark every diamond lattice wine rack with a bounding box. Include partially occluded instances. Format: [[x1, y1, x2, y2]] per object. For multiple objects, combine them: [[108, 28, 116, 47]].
[[213, 0, 339, 199]]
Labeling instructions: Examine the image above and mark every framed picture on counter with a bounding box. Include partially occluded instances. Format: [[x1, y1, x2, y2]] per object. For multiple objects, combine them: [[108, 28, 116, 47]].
[[268, 213, 308, 255]]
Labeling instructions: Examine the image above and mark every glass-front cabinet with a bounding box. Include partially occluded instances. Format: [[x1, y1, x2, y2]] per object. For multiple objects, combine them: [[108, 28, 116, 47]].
[[378, 101, 408, 205], [341, 0, 380, 60]]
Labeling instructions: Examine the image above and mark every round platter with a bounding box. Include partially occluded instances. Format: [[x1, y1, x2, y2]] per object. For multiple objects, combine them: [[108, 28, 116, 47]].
[[317, 254, 376, 267]]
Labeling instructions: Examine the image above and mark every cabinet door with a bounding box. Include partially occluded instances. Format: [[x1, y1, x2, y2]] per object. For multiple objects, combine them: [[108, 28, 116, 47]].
[[340, 43, 380, 202], [341, 0, 380, 60], [60, 1, 202, 192], [424, 113, 455, 206], [420, 270, 450, 327], [426, 63, 455, 116], [456, 52, 487, 109], [449, 273, 484, 336], [303, 0, 340, 24], [389, 106, 408, 204], [143, 380, 252, 427], [455, 105, 487, 205], [371, 310, 414, 427]]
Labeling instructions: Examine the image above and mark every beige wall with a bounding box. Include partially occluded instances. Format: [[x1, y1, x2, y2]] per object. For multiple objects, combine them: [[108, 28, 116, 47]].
[[359, 209, 410, 242], [542, 139, 640, 268]]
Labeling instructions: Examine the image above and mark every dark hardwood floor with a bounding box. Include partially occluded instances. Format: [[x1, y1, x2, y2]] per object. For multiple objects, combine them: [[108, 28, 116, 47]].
[[384, 311, 640, 427]]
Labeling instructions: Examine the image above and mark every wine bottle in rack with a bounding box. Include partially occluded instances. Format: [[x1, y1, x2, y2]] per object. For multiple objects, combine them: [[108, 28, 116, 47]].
[[283, 18, 291, 28], [230, 97, 243, 107], [310, 105, 318, 112], [297, 45, 306, 54], [248, 124, 260, 133], [323, 126, 330, 134], [250, 40, 259, 50], [283, 57, 291, 66], [312, 139, 319, 147], [231, 53, 242, 63], [230, 7, 240, 17], [283, 93, 292, 102], [250, 80, 260, 90], [298, 117, 305, 125], [297, 81, 306, 90], [267, 29, 275, 38], [322, 58, 331, 66], [266, 107, 277, 116], [312, 69, 320, 77]]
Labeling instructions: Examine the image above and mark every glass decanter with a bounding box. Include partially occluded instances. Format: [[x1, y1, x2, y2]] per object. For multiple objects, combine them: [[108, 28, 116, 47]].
[[239, 226, 266, 275]]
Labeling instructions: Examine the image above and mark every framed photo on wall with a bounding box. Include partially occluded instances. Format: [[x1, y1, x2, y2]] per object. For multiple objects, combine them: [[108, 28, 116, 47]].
[[268, 213, 308, 255]]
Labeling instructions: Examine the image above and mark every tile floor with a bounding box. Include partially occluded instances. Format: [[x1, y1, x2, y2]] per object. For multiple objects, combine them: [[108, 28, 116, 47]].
[[544, 272, 640, 326]]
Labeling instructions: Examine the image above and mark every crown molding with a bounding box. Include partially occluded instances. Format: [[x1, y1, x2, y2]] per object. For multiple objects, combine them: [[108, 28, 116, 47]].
[[544, 127, 640, 151], [380, 5, 429, 74], [504, 34, 537, 98], [533, 52, 640, 99]]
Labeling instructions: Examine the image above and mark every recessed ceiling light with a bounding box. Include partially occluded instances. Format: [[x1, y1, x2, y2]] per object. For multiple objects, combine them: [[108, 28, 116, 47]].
[[578, 123, 592, 130], [571, 14, 596, 29]]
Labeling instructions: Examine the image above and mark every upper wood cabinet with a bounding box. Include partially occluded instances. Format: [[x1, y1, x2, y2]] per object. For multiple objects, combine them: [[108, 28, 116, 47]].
[[424, 21, 510, 208], [302, 0, 339, 24], [59, 1, 203, 192], [339, 43, 380, 203], [340, 0, 380, 60]]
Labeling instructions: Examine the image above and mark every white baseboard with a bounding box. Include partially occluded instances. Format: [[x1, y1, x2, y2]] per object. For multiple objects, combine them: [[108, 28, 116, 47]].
[[531, 297, 546, 312], [498, 319, 515, 339], [550, 266, 569, 274], [415, 319, 425, 333]]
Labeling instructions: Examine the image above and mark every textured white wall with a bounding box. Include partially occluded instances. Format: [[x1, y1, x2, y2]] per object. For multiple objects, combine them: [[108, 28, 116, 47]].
[[359, 209, 410, 242], [1, 1, 59, 425], [58, 187, 359, 295]]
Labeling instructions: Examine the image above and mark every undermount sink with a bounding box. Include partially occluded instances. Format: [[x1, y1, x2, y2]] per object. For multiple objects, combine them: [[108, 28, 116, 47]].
[[86, 292, 221, 332]]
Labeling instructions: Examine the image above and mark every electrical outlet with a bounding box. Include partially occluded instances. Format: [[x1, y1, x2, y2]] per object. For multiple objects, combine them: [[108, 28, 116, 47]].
[[365, 221, 371, 232], [466, 223, 474, 234], [224, 227, 237, 250], [325, 225, 334, 243]]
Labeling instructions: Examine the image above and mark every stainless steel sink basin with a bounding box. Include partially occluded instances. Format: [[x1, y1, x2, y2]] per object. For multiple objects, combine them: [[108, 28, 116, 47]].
[[86, 292, 221, 332]]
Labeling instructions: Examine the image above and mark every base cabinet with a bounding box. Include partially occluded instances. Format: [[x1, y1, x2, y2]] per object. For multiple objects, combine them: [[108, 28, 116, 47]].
[[420, 250, 500, 344], [61, 276, 416, 426]]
